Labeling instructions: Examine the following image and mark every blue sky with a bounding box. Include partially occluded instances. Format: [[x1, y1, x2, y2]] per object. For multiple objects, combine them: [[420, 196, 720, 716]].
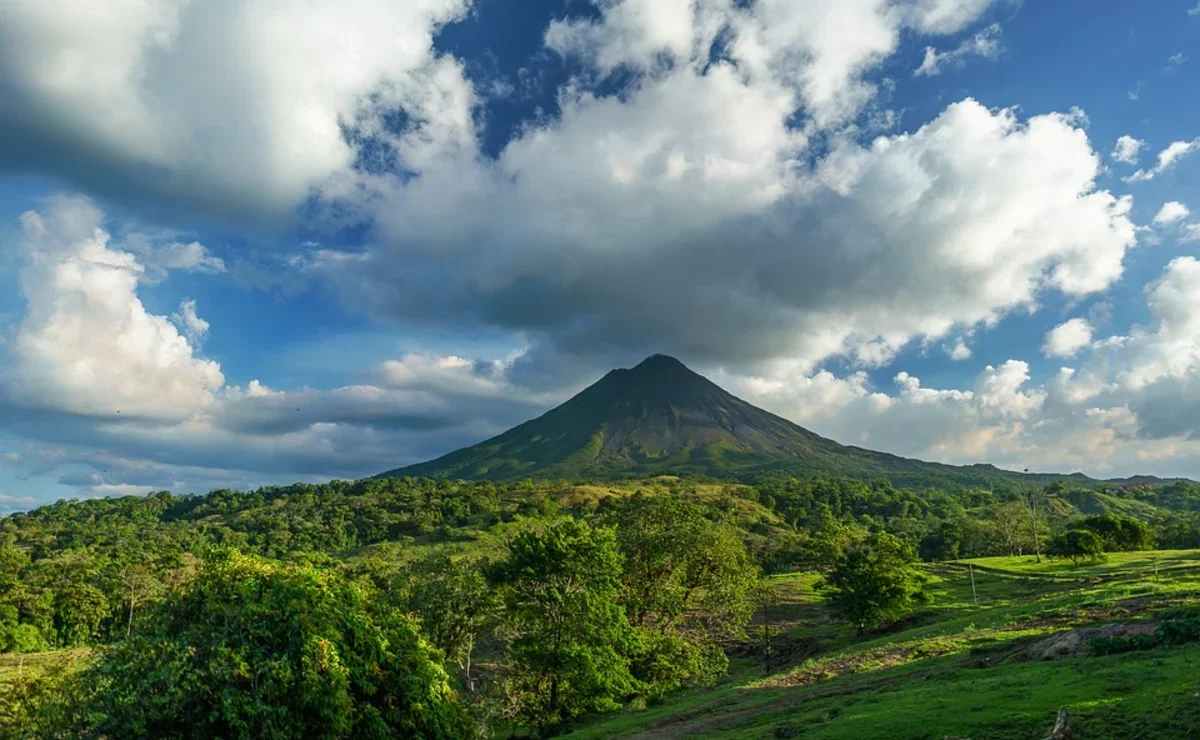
[[1, 0, 1199, 510]]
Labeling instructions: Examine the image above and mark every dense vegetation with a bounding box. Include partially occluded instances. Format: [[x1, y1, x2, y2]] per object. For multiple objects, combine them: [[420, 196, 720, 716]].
[[3, 474, 1200, 736]]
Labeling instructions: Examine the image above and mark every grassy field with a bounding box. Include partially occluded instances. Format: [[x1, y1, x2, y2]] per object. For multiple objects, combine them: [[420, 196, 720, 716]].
[[0, 649, 91, 687], [564, 550, 1200, 739]]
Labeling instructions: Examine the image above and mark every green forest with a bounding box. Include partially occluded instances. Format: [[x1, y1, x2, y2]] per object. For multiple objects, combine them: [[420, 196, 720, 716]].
[[3, 474, 1200, 737]]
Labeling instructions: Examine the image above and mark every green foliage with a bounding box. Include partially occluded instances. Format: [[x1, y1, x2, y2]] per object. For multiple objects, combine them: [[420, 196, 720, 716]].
[[403, 553, 498, 692], [1072, 514, 1155, 551], [52, 549, 470, 739], [1047, 529, 1107, 566], [487, 519, 637, 731], [603, 494, 757, 634], [0, 658, 88, 735], [919, 520, 963, 562], [819, 532, 927, 633], [601, 494, 758, 695]]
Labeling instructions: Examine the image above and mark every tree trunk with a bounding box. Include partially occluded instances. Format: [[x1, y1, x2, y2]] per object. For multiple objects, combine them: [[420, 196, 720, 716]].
[[763, 601, 772, 675]]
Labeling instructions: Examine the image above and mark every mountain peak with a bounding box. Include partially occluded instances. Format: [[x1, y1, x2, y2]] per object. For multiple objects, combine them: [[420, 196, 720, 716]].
[[380, 356, 1101, 487], [632, 354, 687, 371], [383, 354, 851, 481]]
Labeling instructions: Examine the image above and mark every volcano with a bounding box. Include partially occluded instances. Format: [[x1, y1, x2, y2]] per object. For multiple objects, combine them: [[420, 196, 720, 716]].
[[381, 354, 1105, 487]]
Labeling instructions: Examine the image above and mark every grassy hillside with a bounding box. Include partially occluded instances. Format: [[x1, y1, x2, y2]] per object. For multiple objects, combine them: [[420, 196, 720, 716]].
[[563, 550, 1200, 739]]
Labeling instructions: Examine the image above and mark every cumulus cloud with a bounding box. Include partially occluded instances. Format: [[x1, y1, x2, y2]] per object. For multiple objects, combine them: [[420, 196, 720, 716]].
[[1111, 135, 1145, 165], [331, 96, 1135, 375], [7, 196, 224, 421], [1154, 201, 1190, 225], [0, 201, 569, 497], [0, 0, 471, 221], [1125, 138, 1200, 182], [914, 23, 1002, 76], [1043, 318, 1094, 358]]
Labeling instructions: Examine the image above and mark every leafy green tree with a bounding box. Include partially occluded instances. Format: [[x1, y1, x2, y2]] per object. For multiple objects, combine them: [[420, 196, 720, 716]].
[[819, 532, 927, 634], [1047, 528, 1106, 566], [919, 521, 962, 562], [602, 495, 757, 695], [604, 495, 757, 634], [1074, 515, 1154, 552], [53, 581, 108, 647], [51, 549, 471, 739], [405, 553, 498, 692], [487, 519, 636, 731]]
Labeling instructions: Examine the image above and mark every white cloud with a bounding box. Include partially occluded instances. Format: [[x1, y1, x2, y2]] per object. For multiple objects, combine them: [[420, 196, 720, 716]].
[[1154, 201, 1191, 225], [139, 241, 225, 276], [1111, 135, 1145, 165], [914, 23, 1002, 76], [335, 96, 1136, 376], [1125, 138, 1200, 182], [1116, 256, 1200, 390], [171, 299, 210, 344], [0, 494, 37, 513], [949, 337, 972, 360], [0, 0, 472, 221], [7, 196, 223, 421], [1042, 318, 1094, 358], [0, 198, 565, 496], [1168, 52, 1188, 67], [542, 0, 1003, 130], [1190, 2, 1200, 16]]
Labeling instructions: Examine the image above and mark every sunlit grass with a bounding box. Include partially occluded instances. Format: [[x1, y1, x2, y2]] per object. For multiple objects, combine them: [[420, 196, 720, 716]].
[[563, 549, 1200, 739]]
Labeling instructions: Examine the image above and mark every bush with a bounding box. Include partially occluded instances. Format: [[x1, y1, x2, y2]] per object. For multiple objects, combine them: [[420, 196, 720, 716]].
[[20, 549, 472, 739], [819, 532, 927, 634], [1046, 529, 1106, 566]]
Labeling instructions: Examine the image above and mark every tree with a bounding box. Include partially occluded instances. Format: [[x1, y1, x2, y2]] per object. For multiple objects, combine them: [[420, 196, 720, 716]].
[[819, 532, 927, 634], [604, 495, 757, 634], [487, 519, 637, 732], [1047, 529, 1106, 566], [1022, 487, 1053, 562], [602, 494, 758, 695], [991, 501, 1029, 557], [919, 521, 962, 562], [1074, 515, 1155, 552], [404, 553, 498, 692], [48, 549, 472, 739]]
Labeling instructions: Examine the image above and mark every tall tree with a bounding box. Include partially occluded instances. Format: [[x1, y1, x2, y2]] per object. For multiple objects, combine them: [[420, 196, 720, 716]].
[[602, 494, 759, 694], [487, 519, 636, 732], [404, 553, 498, 692]]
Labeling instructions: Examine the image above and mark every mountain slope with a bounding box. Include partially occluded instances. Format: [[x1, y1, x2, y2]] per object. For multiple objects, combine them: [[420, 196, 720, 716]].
[[381, 355, 1120, 486]]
